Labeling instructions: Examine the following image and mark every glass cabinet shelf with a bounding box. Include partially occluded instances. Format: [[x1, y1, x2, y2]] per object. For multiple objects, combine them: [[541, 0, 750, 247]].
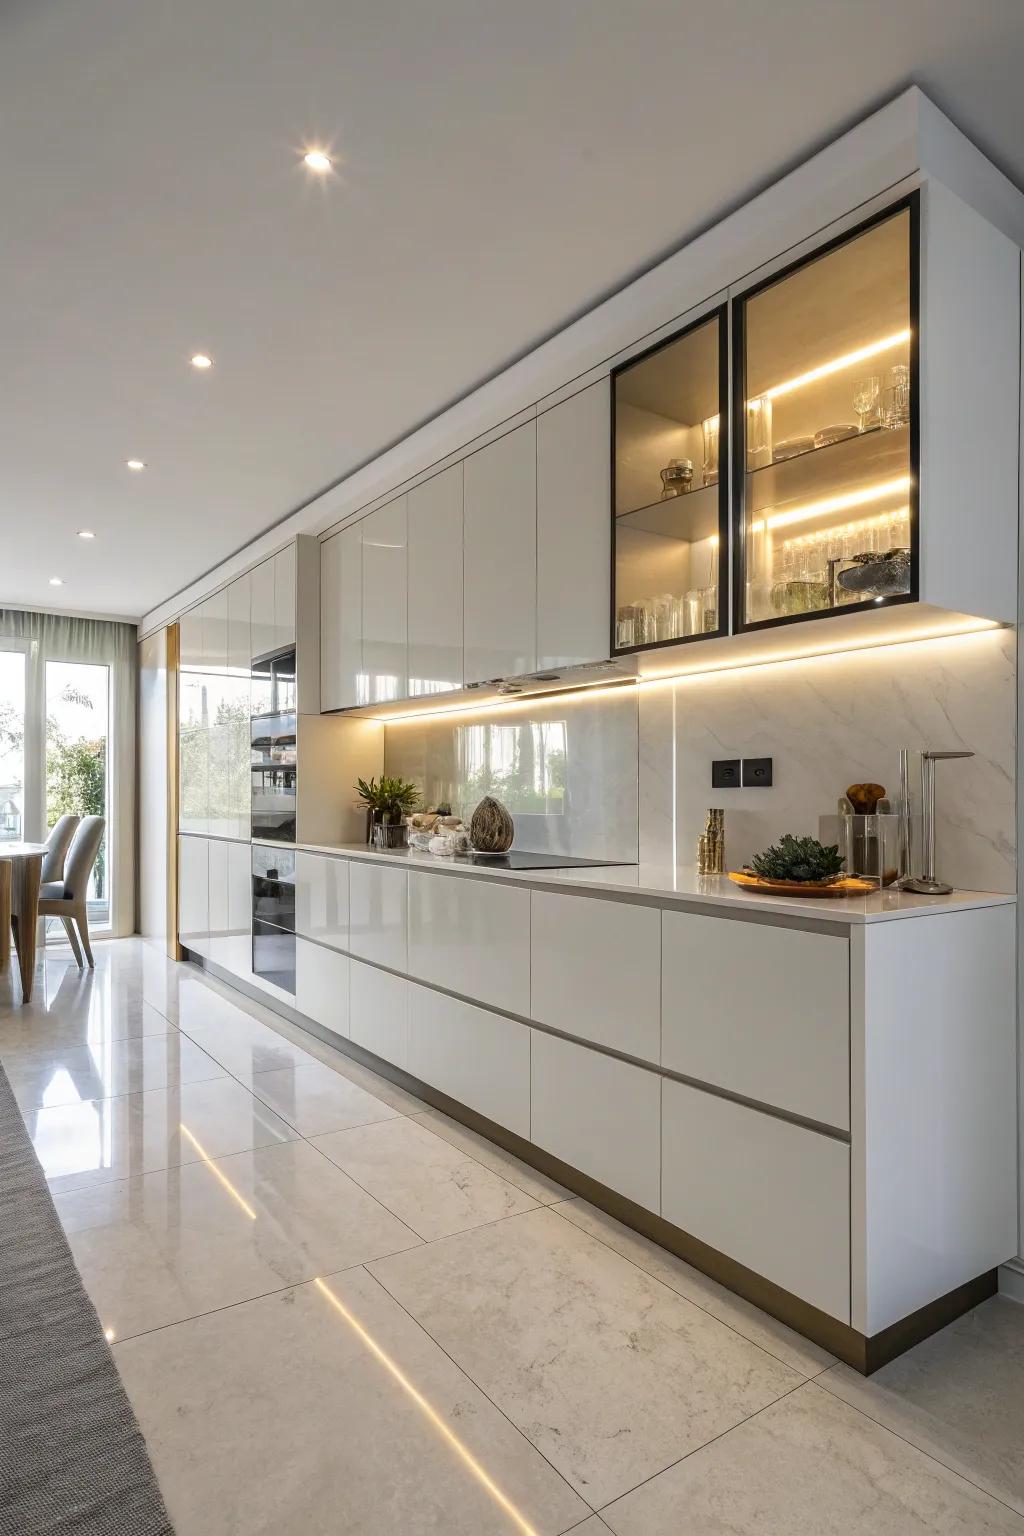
[[611, 306, 728, 652], [736, 199, 916, 630]]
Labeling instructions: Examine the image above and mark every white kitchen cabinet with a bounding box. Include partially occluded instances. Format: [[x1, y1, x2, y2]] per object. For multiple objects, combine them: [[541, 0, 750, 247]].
[[408, 465, 463, 695], [662, 1078, 851, 1321], [178, 605, 204, 673], [273, 542, 297, 652], [227, 840, 251, 937], [408, 871, 529, 1017], [295, 851, 349, 951], [178, 835, 210, 956], [463, 421, 537, 683], [201, 587, 229, 673], [531, 1029, 660, 1211], [348, 860, 407, 970], [362, 498, 407, 703], [350, 958, 407, 1068], [530, 890, 661, 1061], [250, 557, 276, 660], [320, 523, 363, 710], [207, 837, 229, 936], [407, 982, 530, 1137], [537, 382, 611, 668], [227, 572, 251, 676], [296, 937, 350, 1038], [661, 911, 849, 1130]]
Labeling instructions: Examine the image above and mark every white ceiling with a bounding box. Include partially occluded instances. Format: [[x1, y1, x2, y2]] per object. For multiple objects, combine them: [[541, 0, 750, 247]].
[[2, 0, 1023, 622]]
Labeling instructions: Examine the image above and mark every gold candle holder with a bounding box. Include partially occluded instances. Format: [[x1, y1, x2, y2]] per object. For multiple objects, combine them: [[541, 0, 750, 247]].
[[697, 808, 725, 875]]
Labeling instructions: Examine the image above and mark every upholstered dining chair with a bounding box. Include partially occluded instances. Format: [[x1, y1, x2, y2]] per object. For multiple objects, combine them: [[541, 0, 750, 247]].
[[0, 857, 10, 975], [41, 814, 81, 884], [37, 815, 105, 968]]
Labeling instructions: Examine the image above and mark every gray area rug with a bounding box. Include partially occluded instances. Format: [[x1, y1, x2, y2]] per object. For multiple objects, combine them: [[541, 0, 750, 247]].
[[0, 1060, 174, 1535]]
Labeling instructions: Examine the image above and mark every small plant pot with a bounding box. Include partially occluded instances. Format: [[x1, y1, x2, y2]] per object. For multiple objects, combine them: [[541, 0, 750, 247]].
[[372, 822, 408, 850]]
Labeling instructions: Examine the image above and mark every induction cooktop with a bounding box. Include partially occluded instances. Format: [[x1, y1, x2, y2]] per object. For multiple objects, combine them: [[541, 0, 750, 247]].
[[454, 851, 632, 871]]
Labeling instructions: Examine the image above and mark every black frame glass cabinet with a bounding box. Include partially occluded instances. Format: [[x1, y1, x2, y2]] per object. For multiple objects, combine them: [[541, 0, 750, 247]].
[[732, 193, 919, 634], [610, 304, 730, 656]]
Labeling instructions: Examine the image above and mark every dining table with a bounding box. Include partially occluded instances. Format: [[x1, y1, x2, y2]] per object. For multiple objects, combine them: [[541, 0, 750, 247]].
[[1, 842, 47, 1003]]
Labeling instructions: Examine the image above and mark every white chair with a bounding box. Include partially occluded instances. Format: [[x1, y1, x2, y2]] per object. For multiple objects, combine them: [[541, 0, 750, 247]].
[[41, 814, 81, 884], [37, 816, 106, 968]]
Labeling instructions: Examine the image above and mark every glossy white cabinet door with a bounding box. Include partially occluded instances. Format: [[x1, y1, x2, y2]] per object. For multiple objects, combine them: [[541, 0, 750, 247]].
[[348, 861, 407, 970], [408, 982, 529, 1137], [537, 382, 610, 668], [250, 557, 276, 660], [296, 937, 350, 1038], [662, 1078, 851, 1322], [227, 573, 251, 677], [178, 835, 210, 955], [531, 1029, 660, 1211], [274, 542, 297, 652], [407, 871, 529, 1017], [408, 465, 463, 696], [227, 840, 251, 936], [207, 838, 229, 936], [463, 421, 537, 684], [202, 587, 229, 673], [531, 890, 660, 1061], [295, 851, 349, 950], [362, 497, 407, 703], [178, 606, 204, 673], [662, 911, 850, 1131], [320, 524, 363, 710], [350, 959, 408, 1068]]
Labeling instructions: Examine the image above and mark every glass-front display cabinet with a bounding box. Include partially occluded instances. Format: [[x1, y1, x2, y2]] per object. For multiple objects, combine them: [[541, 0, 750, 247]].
[[735, 197, 917, 630], [611, 306, 729, 654]]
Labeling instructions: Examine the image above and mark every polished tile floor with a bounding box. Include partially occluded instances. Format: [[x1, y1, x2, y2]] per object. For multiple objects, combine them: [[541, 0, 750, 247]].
[[4, 939, 1024, 1535]]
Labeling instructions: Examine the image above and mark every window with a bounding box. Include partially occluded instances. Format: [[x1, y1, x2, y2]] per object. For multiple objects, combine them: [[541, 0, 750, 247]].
[[45, 661, 110, 927]]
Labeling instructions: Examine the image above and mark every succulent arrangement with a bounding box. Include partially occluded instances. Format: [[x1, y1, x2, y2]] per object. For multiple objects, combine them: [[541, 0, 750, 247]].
[[750, 833, 845, 885], [355, 775, 420, 825]]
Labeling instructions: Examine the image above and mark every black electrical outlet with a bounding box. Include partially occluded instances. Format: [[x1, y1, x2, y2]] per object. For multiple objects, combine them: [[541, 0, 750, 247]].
[[743, 756, 773, 787], [711, 758, 741, 789]]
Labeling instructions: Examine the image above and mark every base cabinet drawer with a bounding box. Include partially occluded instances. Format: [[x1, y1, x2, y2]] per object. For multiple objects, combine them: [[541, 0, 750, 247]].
[[662, 911, 850, 1130], [408, 982, 530, 1138], [350, 959, 408, 1069], [296, 938, 350, 1039], [178, 835, 210, 956], [349, 862, 407, 970], [531, 891, 661, 1061], [662, 1079, 850, 1322], [296, 852, 350, 951], [531, 1031, 660, 1212], [408, 872, 530, 1015]]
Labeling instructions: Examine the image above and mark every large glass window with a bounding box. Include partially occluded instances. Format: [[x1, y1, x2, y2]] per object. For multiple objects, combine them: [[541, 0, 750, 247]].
[[0, 646, 27, 842], [45, 660, 110, 927]]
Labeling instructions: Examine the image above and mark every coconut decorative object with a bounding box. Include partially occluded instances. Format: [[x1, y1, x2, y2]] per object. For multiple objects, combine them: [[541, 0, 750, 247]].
[[469, 795, 514, 853]]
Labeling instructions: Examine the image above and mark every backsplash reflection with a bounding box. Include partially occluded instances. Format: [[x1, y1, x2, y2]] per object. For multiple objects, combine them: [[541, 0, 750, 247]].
[[385, 689, 639, 861]]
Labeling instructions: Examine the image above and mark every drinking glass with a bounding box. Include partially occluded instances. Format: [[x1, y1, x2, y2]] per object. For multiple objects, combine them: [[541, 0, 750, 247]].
[[852, 374, 881, 432], [701, 414, 720, 486], [746, 396, 773, 470], [683, 589, 704, 636], [882, 364, 911, 429]]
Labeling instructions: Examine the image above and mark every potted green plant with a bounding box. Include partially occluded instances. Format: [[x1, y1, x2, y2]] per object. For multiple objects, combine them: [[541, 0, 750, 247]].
[[355, 776, 420, 849]]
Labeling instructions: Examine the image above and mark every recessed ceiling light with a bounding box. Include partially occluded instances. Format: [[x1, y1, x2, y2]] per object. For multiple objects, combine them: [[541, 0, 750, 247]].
[[190, 353, 213, 370], [303, 149, 332, 173], [49, 576, 64, 586], [77, 530, 96, 540], [126, 459, 146, 471]]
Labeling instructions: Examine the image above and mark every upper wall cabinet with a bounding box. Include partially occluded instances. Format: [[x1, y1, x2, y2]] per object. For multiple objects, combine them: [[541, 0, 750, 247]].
[[612, 306, 729, 655], [408, 465, 464, 696], [736, 201, 914, 632], [463, 421, 538, 684], [362, 497, 408, 704], [226, 572, 251, 679], [537, 382, 610, 669], [251, 548, 296, 661], [273, 542, 297, 655], [321, 522, 363, 711]]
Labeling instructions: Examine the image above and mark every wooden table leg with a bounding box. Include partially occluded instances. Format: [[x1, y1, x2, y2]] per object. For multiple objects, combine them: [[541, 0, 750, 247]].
[[10, 854, 42, 1003]]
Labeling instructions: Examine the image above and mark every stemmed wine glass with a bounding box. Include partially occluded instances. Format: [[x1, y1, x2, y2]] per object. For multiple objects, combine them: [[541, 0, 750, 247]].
[[852, 374, 880, 433]]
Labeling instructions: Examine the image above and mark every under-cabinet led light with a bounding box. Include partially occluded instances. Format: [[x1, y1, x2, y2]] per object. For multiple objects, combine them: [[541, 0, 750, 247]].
[[752, 476, 911, 534], [763, 329, 911, 400]]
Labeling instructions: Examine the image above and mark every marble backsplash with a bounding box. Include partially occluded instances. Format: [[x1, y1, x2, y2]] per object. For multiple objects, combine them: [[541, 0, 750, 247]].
[[382, 627, 1015, 893], [639, 626, 1016, 893]]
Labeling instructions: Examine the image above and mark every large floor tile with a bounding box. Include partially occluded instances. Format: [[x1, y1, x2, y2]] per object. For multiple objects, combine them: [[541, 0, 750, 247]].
[[565, 1521, 614, 1535], [312, 1117, 539, 1241], [177, 1017, 321, 1080], [370, 1206, 800, 1507], [412, 1107, 571, 1205], [35, 1075, 298, 1193], [6, 1033, 227, 1111], [820, 1295, 1024, 1515], [556, 1197, 834, 1378], [251, 1061, 401, 1136], [54, 1138, 420, 1340], [0, 998, 177, 1060], [114, 1269, 589, 1536], [600, 1381, 1023, 1534]]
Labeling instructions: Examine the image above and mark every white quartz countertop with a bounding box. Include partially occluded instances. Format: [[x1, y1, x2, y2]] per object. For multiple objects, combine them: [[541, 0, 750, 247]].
[[259, 838, 1016, 926]]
